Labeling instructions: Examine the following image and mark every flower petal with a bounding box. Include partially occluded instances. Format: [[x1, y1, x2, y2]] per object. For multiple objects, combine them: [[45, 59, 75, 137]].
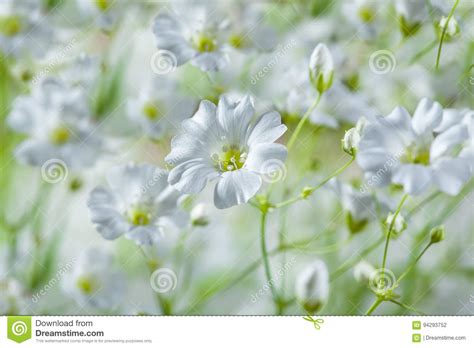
[[412, 98, 442, 135], [245, 143, 288, 173], [432, 157, 470, 195], [430, 124, 469, 161], [392, 164, 433, 195], [247, 111, 287, 145], [214, 170, 262, 209]]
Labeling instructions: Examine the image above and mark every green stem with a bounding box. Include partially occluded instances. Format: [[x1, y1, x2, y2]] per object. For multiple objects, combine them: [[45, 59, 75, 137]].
[[139, 247, 172, 315], [389, 299, 426, 315], [275, 156, 355, 209], [409, 39, 438, 65], [435, 0, 460, 70], [286, 93, 322, 150], [396, 242, 433, 285], [259, 210, 281, 314], [381, 194, 409, 272], [365, 298, 383, 315]]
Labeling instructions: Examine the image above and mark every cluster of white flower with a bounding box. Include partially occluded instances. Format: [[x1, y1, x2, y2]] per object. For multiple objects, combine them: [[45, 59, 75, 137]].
[[1, 0, 472, 316]]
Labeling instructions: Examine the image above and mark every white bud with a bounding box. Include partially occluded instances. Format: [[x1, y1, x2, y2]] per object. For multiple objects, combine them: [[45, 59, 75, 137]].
[[438, 16, 460, 40], [295, 260, 329, 314], [353, 261, 375, 284], [384, 212, 407, 238], [191, 203, 209, 227], [342, 127, 360, 156], [395, 0, 427, 36], [309, 43, 334, 94]]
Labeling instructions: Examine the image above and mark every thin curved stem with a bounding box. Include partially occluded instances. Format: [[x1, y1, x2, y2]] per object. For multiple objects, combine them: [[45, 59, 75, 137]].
[[287, 92, 321, 150], [259, 210, 281, 313], [275, 156, 354, 209], [396, 242, 433, 285], [381, 194, 409, 272], [389, 299, 426, 315], [435, 0, 460, 70], [365, 298, 383, 315]]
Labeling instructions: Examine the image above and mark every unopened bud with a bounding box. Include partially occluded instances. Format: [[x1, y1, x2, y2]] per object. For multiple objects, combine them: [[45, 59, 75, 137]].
[[309, 43, 334, 94], [430, 225, 445, 244]]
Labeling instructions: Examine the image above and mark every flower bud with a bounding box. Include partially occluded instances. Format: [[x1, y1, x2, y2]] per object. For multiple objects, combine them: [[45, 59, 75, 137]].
[[342, 127, 360, 156], [384, 212, 407, 238], [309, 43, 334, 94], [191, 203, 209, 227], [295, 260, 329, 314], [430, 225, 445, 244], [395, 0, 426, 37], [437, 16, 460, 41], [353, 260, 375, 284]]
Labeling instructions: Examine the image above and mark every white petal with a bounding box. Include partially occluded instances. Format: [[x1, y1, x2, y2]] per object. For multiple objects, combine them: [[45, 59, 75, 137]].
[[214, 170, 262, 209], [247, 111, 287, 145], [392, 164, 433, 195], [412, 98, 442, 135], [432, 157, 470, 195], [357, 148, 398, 172], [245, 143, 288, 173], [378, 106, 416, 146], [430, 124, 469, 160], [191, 52, 229, 72], [434, 108, 465, 133], [168, 159, 217, 193]]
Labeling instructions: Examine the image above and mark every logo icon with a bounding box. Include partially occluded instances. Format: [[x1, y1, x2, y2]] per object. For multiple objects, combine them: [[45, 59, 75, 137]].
[[412, 321, 421, 330], [7, 316, 32, 343], [412, 333, 421, 343]]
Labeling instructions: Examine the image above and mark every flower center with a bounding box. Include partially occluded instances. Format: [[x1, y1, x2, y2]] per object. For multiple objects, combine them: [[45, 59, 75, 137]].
[[76, 276, 96, 294], [50, 126, 71, 145], [193, 34, 217, 53], [142, 101, 162, 121], [0, 15, 22, 36], [211, 145, 247, 172], [358, 6, 375, 23], [228, 33, 245, 49], [401, 144, 430, 165], [94, 0, 111, 12], [126, 206, 152, 226]]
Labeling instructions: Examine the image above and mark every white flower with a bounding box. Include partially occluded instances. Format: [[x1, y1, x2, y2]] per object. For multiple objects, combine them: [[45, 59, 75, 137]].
[[353, 260, 375, 284], [295, 260, 329, 314], [7, 78, 103, 169], [395, 0, 427, 36], [384, 212, 407, 238], [0, 278, 27, 315], [328, 178, 390, 234], [127, 78, 195, 140], [152, 9, 229, 72], [357, 98, 471, 195], [438, 16, 460, 40], [309, 43, 334, 94], [191, 203, 209, 227], [88, 163, 187, 245], [63, 249, 125, 310], [76, 0, 122, 31], [166, 95, 287, 209], [342, 0, 383, 41], [0, 0, 53, 58]]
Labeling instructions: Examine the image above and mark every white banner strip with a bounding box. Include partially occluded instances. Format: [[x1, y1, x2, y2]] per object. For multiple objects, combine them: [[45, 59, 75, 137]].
[[1, 316, 472, 347]]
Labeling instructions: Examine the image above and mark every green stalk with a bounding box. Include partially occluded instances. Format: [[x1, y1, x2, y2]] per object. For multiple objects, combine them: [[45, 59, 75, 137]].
[[286, 92, 322, 150], [274, 156, 355, 209], [435, 0, 460, 70], [381, 194, 409, 273], [259, 210, 282, 314]]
